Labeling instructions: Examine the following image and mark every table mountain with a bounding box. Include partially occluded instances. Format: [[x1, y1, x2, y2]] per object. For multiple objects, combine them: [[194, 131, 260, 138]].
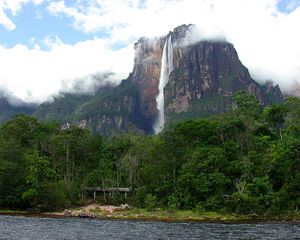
[[34, 24, 284, 134]]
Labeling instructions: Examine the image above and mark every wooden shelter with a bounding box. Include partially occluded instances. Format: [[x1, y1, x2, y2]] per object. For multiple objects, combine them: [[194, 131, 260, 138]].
[[84, 187, 131, 200]]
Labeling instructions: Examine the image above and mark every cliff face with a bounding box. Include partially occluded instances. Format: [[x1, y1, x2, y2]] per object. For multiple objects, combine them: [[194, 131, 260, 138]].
[[164, 34, 284, 122], [34, 24, 284, 134], [73, 80, 145, 133], [34, 82, 145, 134], [126, 24, 284, 129], [129, 37, 165, 131]]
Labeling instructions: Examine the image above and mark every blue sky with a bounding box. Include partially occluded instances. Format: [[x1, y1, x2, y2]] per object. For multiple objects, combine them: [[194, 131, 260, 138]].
[[277, 0, 300, 13], [0, 0, 297, 49], [0, 1, 102, 49], [0, 0, 299, 103]]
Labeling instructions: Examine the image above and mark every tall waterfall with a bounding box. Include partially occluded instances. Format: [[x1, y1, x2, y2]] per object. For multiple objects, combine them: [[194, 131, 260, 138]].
[[153, 36, 173, 134]]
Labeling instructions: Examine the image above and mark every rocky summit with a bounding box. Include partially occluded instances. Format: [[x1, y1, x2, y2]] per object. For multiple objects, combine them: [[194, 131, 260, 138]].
[[34, 24, 284, 134]]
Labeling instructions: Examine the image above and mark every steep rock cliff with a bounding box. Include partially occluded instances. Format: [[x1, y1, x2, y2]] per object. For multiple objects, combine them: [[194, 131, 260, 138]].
[[127, 24, 284, 129], [34, 24, 284, 134]]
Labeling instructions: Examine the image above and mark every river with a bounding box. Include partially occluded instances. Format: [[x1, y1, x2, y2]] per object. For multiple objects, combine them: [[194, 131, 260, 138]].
[[0, 215, 299, 239]]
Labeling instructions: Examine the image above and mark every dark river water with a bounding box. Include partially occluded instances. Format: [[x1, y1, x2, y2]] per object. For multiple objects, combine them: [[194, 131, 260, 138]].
[[0, 215, 299, 240]]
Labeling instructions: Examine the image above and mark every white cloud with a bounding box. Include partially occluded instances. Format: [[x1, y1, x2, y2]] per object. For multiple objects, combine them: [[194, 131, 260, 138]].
[[47, 0, 66, 16], [53, 0, 299, 95], [0, 38, 134, 103], [1, 0, 44, 15], [0, 7, 16, 30], [0, 0, 44, 30], [0, 0, 300, 104], [43, 34, 63, 49]]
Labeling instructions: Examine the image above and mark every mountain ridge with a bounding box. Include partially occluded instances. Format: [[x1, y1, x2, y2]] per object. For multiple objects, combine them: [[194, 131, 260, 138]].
[[2, 24, 284, 133]]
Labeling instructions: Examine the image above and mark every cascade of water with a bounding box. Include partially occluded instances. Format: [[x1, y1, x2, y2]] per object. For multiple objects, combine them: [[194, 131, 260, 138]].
[[153, 36, 173, 134]]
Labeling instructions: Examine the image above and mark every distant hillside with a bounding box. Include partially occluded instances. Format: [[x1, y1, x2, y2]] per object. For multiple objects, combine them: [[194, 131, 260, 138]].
[[0, 97, 35, 123], [33, 93, 92, 124]]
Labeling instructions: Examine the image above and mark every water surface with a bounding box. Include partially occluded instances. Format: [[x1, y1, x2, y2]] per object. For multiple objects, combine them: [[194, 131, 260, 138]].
[[0, 215, 299, 239]]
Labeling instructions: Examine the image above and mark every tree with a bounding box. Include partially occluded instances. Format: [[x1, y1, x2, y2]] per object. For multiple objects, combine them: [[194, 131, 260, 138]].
[[263, 104, 286, 139], [21, 151, 61, 209], [0, 115, 41, 209], [178, 147, 230, 209], [284, 96, 300, 137], [233, 91, 261, 119]]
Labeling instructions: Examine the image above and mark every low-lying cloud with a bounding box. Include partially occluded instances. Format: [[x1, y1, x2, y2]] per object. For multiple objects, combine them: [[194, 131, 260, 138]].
[[0, 38, 134, 103], [61, 72, 118, 95]]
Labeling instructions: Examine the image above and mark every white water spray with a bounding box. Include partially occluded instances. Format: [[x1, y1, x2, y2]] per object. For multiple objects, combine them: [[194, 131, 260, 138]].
[[153, 36, 173, 134]]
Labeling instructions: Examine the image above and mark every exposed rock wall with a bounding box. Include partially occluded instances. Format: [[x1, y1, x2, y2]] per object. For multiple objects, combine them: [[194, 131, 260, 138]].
[[34, 24, 284, 134], [127, 24, 284, 129]]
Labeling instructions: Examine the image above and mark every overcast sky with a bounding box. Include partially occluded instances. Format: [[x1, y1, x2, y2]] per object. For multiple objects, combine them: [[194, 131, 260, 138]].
[[0, 0, 299, 104]]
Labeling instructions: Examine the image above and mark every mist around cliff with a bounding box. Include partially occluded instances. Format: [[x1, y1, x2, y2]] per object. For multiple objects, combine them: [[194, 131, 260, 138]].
[[0, 0, 299, 105], [0, 39, 134, 105], [177, 23, 300, 96]]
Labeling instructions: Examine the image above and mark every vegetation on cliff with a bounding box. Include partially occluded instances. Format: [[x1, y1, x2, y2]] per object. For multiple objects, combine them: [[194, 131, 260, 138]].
[[0, 92, 299, 217]]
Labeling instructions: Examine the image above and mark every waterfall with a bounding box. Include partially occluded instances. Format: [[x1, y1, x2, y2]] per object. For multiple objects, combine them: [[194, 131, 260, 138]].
[[153, 36, 173, 134]]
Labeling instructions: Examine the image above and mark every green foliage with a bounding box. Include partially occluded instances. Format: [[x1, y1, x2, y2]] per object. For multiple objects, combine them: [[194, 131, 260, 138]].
[[284, 96, 300, 137], [233, 91, 261, 117], [1, 94, 300, 216], [33, 93, 91, 123], [21, 151, 59, 210], [167, 194, 180, 210], [145, 194, 157, 211], [134, 186, 148, 208]]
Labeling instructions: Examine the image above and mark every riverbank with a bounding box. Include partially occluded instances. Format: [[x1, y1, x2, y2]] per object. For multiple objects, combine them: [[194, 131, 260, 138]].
[[1, 205, 300, 223]]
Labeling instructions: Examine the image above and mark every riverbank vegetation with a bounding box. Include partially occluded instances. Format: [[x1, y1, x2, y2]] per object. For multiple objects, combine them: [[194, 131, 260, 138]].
[[0, 92, 300, 218]]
